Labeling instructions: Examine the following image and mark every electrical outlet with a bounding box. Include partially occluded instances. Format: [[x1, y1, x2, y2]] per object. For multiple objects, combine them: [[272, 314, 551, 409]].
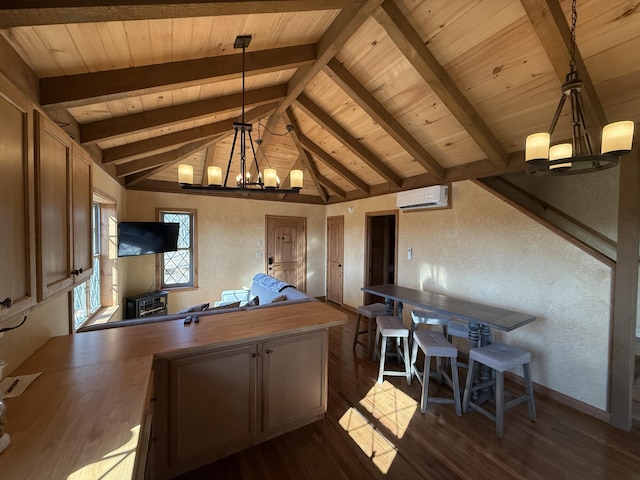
[[407, 247, 412, 260]]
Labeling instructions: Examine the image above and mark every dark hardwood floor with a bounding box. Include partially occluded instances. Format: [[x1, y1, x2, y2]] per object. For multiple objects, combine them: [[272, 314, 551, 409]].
[[176, 304, 640, 480]]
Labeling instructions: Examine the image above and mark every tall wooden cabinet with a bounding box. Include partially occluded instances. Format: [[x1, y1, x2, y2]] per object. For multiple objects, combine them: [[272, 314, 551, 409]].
[[155, 329, 328, 479], [34, 112, 92, 300], [0, 80, 36, 321]]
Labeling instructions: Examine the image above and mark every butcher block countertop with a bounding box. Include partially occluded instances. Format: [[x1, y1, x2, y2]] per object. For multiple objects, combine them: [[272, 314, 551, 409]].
[[0, 301, 346, 480]]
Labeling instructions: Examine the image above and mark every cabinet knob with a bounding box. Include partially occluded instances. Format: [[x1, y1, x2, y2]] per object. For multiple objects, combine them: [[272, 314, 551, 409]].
[[0, 297, 12, 309], [250, 353, 257, 358], [72, 268, 83, 275], [265, 349, 273, 354]]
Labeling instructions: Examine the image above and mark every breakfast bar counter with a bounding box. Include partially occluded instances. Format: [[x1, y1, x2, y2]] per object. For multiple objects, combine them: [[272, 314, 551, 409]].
[[0, 301, 346, 479]]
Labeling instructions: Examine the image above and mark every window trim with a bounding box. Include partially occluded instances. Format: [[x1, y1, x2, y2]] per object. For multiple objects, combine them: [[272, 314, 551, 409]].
[[72, 190, 119, 331], [156, 208, 198, 291]]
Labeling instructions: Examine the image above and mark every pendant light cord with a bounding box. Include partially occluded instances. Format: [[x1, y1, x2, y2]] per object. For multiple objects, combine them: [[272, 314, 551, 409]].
[[569, 0, 577, 74]]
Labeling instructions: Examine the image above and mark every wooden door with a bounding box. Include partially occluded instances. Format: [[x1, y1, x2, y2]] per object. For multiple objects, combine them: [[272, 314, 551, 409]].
[[168, 344, 258, 469], [262, 330, 327, 434], [0, 86, 36, 320], [364, 213, 398, 305], [326, 216, 344, 305], [265, 215, 306, 292], [35, 111, 74, 300]]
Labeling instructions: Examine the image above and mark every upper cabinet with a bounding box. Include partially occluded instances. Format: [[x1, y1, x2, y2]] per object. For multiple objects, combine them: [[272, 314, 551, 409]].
[[71, 146, 93, 282], [35, 112, 92, 301], [0, 80, 36, 322]]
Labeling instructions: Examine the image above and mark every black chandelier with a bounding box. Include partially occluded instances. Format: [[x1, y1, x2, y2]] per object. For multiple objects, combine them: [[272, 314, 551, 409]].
[[525, 0, 634, 176], [178, 35, 303, 193]]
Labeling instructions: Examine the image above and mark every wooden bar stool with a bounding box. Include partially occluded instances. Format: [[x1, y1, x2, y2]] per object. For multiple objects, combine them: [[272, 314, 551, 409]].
[[352, 303, 388, 357], [462, 343, 536, 438], [374, 316, 411, 385], [410, 330, 462, 415]]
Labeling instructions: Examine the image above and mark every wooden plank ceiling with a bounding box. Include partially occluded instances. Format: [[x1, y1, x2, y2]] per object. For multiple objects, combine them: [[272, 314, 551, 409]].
[[1, 0, 638, 204]]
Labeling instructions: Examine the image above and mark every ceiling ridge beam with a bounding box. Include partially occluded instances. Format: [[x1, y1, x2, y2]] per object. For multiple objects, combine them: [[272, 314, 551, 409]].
[[0, 1, 363, 27], [324, 57, 445, 180], [295, 93, 402, 187], [80, 84, 287, 145], [519, 0, 608, 130], [284, 108, 329, 203], [297, 133, 370, 194], [40, 43, 317, 109], [374, 0, 507, 167], [275, 0, 384, 115], [102, 103, 277, 163]]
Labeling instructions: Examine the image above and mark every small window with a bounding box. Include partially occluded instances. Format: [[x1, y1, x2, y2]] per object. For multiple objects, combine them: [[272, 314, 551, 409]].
[[158, 210, 197, 289]]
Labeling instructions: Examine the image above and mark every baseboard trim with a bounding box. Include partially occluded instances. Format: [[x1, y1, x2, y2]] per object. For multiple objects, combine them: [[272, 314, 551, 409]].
[[505, 371, 610, 424]]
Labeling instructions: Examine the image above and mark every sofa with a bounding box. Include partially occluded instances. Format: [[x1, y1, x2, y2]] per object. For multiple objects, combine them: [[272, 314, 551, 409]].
[[78, 274, 312, 332], [214, 273, 313, 309]]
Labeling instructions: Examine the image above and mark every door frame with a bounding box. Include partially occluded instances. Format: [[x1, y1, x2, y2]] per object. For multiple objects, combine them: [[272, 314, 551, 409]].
[[363, 210, 398, 305]]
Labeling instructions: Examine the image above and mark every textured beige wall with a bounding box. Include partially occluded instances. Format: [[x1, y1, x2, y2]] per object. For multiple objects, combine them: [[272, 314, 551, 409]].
[[124, 191, 326, 313], [328, 181, 612, 410]]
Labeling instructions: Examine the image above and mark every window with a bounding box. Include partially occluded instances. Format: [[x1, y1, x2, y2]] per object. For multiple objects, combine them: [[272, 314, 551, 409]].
[[72, 194, 118, 331], [158, 210, 197, 289], [73, 203, 101, 329]]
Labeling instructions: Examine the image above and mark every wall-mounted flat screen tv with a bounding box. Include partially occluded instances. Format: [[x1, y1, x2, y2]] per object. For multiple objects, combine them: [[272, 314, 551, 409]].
[[117, 222, 180, 257]]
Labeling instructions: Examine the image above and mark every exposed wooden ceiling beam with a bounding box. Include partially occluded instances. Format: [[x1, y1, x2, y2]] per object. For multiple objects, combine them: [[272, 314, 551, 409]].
[[40, 44, 316, 109], [284, 108, 329, 203], [297, 133, 370, 195], [295, 93, 402, 187], [124, 137, 220, 186], [374, 0, 507, 168], [80, 84, 287, 145], [0, 1, 361, 27], [519, 0, 608, 130], [102, 103, 276, 163], [316, 173, 346, 199], [123, 103, 275, 185], [275, 0, 384, 115], [324, 58, 445, 180]]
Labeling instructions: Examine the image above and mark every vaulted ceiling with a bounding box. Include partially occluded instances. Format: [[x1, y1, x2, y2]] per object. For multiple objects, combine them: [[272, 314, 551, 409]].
[[1, 0, 638, 204]]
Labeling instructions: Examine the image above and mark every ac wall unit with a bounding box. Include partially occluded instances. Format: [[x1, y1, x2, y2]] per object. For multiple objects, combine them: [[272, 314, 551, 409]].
[[396, 185, 449, 211]]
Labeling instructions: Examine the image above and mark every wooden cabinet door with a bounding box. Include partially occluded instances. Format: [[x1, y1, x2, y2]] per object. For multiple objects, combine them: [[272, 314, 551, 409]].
[[262, 330, 327, 433], [71, 146, 92, 284], [168, 344, 258, 469], [0, 85, 36, 320], [35, 111, 73, 300]]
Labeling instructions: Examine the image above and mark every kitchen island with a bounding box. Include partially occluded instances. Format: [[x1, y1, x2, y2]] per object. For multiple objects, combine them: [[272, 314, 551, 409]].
[[0, 301, 346, 479]]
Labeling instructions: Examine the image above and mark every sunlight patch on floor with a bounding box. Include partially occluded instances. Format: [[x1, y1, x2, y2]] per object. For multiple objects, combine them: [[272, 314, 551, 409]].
[[67, 425, 139, 480], [358, 380, 418, 439], [339, 407, 398, 474]]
